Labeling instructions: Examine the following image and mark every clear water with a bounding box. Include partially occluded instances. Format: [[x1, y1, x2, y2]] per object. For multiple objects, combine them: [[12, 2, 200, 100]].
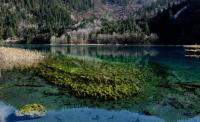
[[0, 45, 200, 122]]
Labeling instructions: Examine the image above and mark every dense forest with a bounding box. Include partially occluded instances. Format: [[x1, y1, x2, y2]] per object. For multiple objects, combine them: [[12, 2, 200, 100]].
[[0, 0, 198, 44]]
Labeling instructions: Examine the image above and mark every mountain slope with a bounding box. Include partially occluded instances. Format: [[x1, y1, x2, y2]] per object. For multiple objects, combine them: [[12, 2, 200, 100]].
[[0, 0, 185, 44]]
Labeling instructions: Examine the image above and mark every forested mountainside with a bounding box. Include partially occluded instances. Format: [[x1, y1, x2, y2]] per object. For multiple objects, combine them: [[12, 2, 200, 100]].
[[150, 0, 200, 44], [0, 0, 198, 44]]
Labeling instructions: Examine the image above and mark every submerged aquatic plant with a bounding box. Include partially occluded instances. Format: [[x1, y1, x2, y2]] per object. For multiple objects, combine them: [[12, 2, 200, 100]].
[[36, 54, 169, 101]]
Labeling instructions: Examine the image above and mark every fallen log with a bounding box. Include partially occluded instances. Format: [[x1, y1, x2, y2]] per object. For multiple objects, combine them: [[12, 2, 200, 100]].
[[174, 82, 200, 89]]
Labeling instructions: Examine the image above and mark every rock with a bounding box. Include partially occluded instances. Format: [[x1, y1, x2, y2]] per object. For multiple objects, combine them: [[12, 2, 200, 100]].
[[15, 104, 46, 118], [3, 37, 23, 44]]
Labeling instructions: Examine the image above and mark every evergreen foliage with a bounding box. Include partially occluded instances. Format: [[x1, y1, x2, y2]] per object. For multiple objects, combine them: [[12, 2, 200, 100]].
[[0, 0, 184, 43], [0, 0, 94, 42]]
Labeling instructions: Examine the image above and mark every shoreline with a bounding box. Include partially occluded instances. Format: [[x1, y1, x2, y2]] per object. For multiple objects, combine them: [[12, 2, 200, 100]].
[[5, 43, 200, 47]]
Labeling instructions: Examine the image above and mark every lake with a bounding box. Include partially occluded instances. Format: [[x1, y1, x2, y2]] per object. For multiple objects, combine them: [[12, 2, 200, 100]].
[[0, 45, 200, 122]]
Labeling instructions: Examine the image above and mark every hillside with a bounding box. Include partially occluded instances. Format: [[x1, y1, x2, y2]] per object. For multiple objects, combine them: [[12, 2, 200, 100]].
[[0, 0, 189, 44], [150, 0, 200, 44]]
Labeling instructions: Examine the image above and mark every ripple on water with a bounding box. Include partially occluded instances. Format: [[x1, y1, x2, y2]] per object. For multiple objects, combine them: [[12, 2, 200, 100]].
[[2, 106, 200, 122], [15, 108, 166, 122]]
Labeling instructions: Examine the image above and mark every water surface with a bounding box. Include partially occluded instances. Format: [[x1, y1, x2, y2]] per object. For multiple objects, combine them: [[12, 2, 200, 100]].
[[1, 45, 200, 122]]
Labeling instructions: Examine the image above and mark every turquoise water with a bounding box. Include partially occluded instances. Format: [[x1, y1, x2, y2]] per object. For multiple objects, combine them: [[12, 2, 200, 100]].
[[12, 45, 200, 82], [1, 45, 200, 122]]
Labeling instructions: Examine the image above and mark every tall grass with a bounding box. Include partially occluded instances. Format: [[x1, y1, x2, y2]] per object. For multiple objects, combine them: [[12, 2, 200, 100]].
[[0, 47, 45, 70]]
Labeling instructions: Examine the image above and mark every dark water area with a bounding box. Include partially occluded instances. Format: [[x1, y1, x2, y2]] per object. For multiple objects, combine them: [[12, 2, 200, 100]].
[[0, 45, 200, 122]]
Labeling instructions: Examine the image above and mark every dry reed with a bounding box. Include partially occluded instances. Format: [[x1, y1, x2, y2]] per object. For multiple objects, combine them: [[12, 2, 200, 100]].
[[0, 47, 45, 70]]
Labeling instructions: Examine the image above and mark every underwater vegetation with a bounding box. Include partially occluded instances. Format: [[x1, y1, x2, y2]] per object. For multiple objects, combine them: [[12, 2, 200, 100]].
[[33, 54, 200, 118], [16, 104, 46, 118], [36, 54, 168, 101]]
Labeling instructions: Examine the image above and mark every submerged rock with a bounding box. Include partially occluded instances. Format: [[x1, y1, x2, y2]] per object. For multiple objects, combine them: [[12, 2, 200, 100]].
[[15, 104, 46, 118]]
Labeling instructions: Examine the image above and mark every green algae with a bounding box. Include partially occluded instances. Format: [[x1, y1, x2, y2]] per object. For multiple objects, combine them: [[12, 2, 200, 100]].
[[16, 104, 46, 117], [35, 55, 169, 101], [36, 55, 143, 100], [17, 104, 46, 113]]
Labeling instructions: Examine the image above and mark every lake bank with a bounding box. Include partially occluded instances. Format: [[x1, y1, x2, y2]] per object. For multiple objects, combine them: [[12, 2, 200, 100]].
[[1, 32, 158, 45]]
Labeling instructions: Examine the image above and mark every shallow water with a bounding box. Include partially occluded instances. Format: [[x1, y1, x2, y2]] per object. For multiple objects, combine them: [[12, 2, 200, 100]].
[[1, 45, 200, 122], [0, 102, 200, 122]]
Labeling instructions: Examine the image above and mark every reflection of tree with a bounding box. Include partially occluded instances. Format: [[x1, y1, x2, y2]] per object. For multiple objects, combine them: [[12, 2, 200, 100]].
[[50, 45, 159, 64], [184, 45, 200, 58]]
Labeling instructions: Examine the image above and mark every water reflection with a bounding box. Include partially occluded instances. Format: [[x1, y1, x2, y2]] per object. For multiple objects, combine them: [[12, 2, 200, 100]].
[[12, 45, 160, 65], [12, 45, 200, 61], [50, 45, 159, 57], [9, 45, 200, 82], [11, 45, 200, 69], [184, 45, 200, 58]]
